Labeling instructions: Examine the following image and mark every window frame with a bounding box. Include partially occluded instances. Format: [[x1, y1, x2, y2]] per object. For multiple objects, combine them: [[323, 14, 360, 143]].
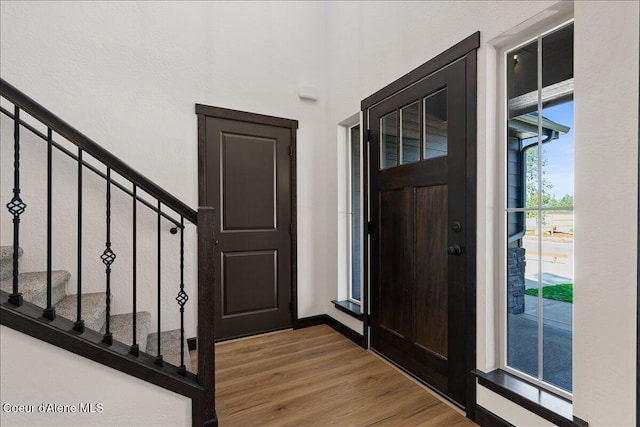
[[347, 122, 363, 305], [498, 19, 575, 401]]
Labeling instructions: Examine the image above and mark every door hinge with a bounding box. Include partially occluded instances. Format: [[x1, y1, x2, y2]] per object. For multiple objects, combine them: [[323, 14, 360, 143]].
[[366, 129, 371, 143], [289, 146, 293, 157], [289, 223, 293, 234], [289, 301, 293, 313], [366, 221, 375, 234]]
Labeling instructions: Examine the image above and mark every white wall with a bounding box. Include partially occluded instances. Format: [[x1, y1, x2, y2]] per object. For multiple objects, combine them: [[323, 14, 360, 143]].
[[573, 2, 638, 425], [0, 325, 191, 427], [0, 1, 331, 346]]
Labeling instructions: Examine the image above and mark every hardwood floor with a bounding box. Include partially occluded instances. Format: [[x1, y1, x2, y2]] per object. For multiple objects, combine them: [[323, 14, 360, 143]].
[[192, 325, 476, 426]]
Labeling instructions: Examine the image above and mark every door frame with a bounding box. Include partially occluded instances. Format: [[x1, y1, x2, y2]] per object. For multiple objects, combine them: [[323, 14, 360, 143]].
[[195, 104, 299, 335], [360, 32, 479, 417]]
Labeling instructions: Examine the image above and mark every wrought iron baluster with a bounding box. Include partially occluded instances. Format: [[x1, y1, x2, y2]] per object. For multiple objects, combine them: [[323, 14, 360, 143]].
[[130, 185, 139, 356], [154, 200, 163, 366], [7, 106, 25, 307], [73, 148, 85, 333], [43, 128, 56, 320], [176, 216, 188, 375], [101, 167, 116, 345]]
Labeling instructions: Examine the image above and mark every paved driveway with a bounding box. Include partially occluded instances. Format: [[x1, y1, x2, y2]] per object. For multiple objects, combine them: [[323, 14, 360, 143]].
[[508, 295, 572, 392]]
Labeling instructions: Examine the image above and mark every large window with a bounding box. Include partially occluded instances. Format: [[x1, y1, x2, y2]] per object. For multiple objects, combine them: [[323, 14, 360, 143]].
[[505, 22, 574, 395], [348, 124, 362, 303]]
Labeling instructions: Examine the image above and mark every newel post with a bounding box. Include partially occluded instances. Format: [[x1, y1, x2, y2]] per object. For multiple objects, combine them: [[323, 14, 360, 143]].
[[195, 206, 217, 426]]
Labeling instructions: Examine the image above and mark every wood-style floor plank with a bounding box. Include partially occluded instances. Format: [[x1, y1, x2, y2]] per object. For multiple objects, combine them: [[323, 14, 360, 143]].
[[191, 325, 476, 426]]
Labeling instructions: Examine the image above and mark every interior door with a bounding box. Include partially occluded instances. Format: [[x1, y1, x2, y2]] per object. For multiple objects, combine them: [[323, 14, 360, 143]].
[[368, 58, 470, 406], [198, 107, 296, 341]]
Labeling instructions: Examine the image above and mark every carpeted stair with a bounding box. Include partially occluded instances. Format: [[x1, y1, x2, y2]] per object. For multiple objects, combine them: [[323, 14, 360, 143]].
[[0, 246, 22, 280], [55, 292, 108, 331], [0, 246, 190, 370], [0, 269, 69, 308], [102, 311, 152, 351], [146, 329, 192, 368]]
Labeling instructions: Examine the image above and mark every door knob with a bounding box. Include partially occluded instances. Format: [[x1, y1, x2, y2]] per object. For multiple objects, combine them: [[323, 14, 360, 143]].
[[447, 244, 463, 256]]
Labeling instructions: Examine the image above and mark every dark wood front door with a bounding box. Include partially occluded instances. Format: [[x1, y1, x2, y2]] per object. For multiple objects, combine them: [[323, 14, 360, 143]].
[[367, 55, 474, 407], [197, 105, 297, 341]]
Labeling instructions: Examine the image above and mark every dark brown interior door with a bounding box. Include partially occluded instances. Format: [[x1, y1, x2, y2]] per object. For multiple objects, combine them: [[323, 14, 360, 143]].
[[199, 108, 296, 341], [369, 59, 469, 406]]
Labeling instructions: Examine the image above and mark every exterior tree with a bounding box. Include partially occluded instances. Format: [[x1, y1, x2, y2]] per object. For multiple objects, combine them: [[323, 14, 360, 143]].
[[525, 145, 553, 214]]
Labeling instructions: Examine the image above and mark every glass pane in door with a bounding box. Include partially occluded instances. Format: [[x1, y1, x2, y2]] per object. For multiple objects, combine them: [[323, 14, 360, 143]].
[[401, 101, 420, 164], [424, 89, 448, 159], [380, 111, 398, 169]]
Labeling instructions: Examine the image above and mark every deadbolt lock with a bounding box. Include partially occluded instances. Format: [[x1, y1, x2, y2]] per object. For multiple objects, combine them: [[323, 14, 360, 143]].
[[447, 244, 463, 256]]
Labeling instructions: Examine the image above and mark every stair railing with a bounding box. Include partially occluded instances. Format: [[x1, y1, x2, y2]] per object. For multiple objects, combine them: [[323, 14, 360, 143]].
[[0, 78, 216, 426]]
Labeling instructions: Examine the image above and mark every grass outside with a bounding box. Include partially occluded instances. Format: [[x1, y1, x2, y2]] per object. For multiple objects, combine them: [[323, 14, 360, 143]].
[[524, 283, 573, 303]]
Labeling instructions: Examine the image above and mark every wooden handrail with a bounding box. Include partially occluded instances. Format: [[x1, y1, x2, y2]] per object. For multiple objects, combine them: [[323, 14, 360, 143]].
[[0, 78, 197, 224]]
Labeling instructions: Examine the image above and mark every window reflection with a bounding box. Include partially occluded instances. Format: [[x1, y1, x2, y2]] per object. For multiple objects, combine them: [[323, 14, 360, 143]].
[[424, 89, 448, 159], [380, 112, 398, 169]]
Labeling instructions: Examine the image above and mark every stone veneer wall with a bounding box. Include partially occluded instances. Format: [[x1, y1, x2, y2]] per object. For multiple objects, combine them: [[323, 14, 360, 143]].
[[507, 247, 526, 314]]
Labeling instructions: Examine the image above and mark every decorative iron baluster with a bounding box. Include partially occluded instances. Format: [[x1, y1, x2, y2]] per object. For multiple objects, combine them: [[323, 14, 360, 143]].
[[130, 185, 139, 357], [101, 167, 116, 345], [43, 127, 56, 320], [154, 200, 163, 366], [74, 148, 85, 332], [176, 216, 189, 375], [7, 106, 25, 307]]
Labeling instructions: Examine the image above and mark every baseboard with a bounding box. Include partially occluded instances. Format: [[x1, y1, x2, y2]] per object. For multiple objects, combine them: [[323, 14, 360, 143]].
[[215, 326, 291, 343], [295, 314, 365, 348], [293, 314, 327, 329], [325, 315, 365, 348], [203, 412, 218, 427], [474, 405, 514, 427], [187, 337, 197, 351]]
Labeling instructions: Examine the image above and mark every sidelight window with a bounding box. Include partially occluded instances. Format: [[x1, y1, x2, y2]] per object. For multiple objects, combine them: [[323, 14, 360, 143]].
[[504, 22, 574, 396], [348, 124, 362, 303]]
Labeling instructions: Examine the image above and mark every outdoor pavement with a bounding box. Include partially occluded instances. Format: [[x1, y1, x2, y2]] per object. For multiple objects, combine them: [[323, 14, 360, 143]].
[[519, 294, 572, 331], [508, 294, 572, 392], [511, 219, 573, 392]]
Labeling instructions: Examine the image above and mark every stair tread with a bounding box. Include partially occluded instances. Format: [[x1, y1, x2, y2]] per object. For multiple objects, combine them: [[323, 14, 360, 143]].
[[102, 311, 152, 351], [0, 246, 23, 281], [55, 292, 107, 332], [146, 329, 192, 370], [0, 270, 69, 308]]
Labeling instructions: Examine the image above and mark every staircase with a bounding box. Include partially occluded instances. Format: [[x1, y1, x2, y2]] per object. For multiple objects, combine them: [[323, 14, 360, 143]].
[[0, 246, 190, 366], [0, 78, 217, 426]]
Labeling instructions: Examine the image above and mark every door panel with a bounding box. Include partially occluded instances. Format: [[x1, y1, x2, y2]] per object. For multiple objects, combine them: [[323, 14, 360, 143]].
[[222, 250, 278, 317], [203, 115, 293, 341], [369, 59, 468, 406], [221, 133, 277, 231], [379, 189, 411, 339], [414, 184, 448, 358]]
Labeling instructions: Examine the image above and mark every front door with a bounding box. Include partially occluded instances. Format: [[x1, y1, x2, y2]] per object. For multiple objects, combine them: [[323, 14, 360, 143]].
[[197, 105, 297, 341], [367, 56, 474, 407]]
